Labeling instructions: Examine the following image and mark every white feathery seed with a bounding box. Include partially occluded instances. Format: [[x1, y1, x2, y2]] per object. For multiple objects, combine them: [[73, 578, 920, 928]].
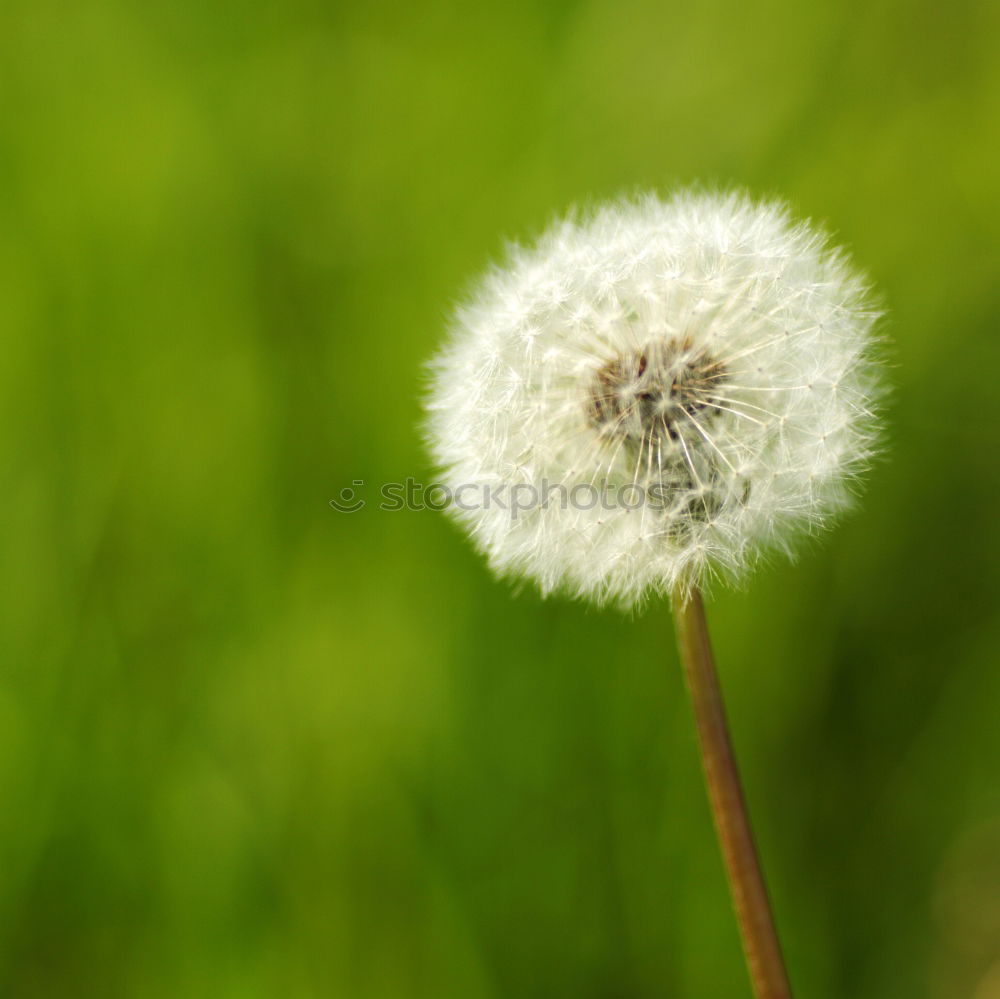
[[424, 189, 883, 608]]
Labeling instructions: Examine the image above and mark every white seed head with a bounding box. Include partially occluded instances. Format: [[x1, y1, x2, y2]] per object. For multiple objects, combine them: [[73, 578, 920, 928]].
[[424, 190, 883, 608]]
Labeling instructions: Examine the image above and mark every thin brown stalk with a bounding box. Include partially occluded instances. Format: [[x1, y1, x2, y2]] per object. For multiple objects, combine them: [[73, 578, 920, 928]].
[[672, 586, 792, 999]]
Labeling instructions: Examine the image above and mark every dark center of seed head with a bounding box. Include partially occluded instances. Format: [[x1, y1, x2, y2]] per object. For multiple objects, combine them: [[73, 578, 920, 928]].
[[587, 339, 726, 443]]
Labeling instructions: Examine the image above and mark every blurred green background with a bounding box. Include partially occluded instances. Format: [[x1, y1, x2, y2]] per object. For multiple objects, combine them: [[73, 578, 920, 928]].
[[2, 0, 1000, 996]]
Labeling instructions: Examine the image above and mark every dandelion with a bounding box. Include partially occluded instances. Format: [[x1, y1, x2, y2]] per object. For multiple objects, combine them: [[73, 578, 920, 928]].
[[423, 188, 884, 999], [425, 189, 880, 607]]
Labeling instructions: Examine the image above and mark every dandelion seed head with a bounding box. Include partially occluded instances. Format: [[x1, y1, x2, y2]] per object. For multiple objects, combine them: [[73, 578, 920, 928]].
[[424, 189, 884, 608]]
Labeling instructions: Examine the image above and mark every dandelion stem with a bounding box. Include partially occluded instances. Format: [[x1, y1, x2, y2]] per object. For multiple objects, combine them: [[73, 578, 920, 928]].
[[671, 587, 792, 999]]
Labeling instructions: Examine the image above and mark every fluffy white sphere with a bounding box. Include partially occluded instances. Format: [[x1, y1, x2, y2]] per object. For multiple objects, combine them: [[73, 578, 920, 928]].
[[424, 190, 882, 608]]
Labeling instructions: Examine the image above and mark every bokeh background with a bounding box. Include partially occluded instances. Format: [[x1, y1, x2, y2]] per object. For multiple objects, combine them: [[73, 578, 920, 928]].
[[2, 0, 1000, 996]]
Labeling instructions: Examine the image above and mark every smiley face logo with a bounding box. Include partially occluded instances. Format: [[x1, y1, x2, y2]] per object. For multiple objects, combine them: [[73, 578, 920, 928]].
[[329, 480, 366, 513]]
